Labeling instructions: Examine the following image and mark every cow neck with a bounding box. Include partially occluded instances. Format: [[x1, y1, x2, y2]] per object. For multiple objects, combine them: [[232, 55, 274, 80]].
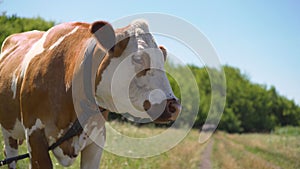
[[72, 38, 106, 128], [50, 38, 107, 152]]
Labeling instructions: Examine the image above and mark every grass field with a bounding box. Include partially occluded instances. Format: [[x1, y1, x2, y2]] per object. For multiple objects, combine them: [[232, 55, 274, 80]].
[[212, 129, 300, 169], [0, 123, 299, 169], [0, 122, 206, 169]]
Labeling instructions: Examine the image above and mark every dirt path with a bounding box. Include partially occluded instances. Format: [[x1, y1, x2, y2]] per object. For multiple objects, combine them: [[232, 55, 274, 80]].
[[199, 139, 214, 169]]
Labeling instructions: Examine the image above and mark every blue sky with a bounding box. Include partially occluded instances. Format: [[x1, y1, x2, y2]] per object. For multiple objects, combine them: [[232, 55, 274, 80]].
[[1, 0, 299, 104]]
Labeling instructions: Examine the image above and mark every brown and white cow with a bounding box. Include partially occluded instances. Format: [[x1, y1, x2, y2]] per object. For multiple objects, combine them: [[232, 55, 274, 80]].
[[0, 20, 181, 169]]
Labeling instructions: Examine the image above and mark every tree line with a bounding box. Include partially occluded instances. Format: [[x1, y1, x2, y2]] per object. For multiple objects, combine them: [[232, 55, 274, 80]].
[[184, 65, 300, 133], [1, 14, 299, 133], [0, 13, 55, 46]]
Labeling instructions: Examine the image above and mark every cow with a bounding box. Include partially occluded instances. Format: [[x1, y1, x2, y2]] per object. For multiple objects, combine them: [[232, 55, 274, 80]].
[[0, 19, 181, 169]]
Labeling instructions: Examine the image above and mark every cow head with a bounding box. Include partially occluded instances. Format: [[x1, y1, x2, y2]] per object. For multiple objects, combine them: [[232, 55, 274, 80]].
[[91, 20, 181, 123]]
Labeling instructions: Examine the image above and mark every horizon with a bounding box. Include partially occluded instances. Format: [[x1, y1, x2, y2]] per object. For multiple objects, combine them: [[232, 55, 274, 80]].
[[1, 0, 299, 105]]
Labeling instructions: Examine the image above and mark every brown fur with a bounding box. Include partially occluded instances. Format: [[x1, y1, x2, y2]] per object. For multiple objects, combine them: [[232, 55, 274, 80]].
[[0, 21, 113, 168], [0, 20, 179, 168], [94, 32, 130, 89]]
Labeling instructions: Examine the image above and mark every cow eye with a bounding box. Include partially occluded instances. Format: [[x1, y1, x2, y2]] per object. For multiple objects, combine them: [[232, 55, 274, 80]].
[[132, 55, 143, 64]]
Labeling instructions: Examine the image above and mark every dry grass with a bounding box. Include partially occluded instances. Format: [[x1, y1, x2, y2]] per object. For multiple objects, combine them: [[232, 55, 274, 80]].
[[0, 122, 204, 169], [227, 133, 300, 164], [100, 122, 206, 169], [213, 138, 240, 169], [0, 122, 205, 169], [213, 131, 300, 169], [1, 123, 299, 169]]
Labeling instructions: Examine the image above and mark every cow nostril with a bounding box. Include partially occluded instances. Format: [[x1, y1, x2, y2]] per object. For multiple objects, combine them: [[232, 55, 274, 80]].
[[168, 102, 177, 113], [168, 100, 181, 114]]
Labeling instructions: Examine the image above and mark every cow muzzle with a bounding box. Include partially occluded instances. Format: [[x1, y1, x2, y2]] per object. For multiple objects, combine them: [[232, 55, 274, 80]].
[[143, 98, 181, 123]]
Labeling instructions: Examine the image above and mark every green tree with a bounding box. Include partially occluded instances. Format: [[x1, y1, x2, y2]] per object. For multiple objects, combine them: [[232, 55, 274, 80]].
[[0, 13, 55, 47]]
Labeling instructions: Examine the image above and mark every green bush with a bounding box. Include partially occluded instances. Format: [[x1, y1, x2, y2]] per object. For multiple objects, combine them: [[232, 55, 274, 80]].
[[0, 13, 55, 47]]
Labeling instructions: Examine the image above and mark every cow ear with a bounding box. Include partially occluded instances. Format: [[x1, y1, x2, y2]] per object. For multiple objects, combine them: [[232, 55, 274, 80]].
[[159, 46, 167, 62], [90, 21, 116, 51]]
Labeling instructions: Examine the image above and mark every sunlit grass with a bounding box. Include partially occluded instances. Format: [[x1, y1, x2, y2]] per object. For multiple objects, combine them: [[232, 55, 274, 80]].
[[212, 131, 300, 169], [0, 122, 205, 169], [2, 123, 298, 169]]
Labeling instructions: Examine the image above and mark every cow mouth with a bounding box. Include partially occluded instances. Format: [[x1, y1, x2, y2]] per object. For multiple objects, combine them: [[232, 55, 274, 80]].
[[143, 99, 181, 124]]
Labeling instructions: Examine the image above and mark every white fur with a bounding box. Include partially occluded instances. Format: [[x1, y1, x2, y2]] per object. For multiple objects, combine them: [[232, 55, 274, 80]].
[[11, 70, 19, 99], [24, 119, 44, 157], [149, 89, 167, 105], [130, 19, 150, 34], [0, 35, 9, 53], [95, 57, 133, 112], [57, 129, 64, 138], [26, 118, 44, 136], [51, 116, 105, 167], [52, 147, 75, 167], [1, 127, 18, 169], [71, 128, 88, 156], [49, 27, 79, 50], [0, 48, 8, 61], [80, 116, 105, 169], [10, 119, 25, 139], [20, 31, 49, 78], [95, 21, 175, 119], [0, 35, 11, 61], [65, 82, 71, 92]]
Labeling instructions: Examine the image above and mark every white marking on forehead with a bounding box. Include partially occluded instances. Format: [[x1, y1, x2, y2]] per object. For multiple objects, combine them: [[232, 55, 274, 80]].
[[20, 31, 49, 78], [49, 27, 79, 50], [26, 118, 44, 136], [130, 19, 150, 34], [137, 39, 147, 49], [129, 20, 157, 50], [11, 70, 18, 99]]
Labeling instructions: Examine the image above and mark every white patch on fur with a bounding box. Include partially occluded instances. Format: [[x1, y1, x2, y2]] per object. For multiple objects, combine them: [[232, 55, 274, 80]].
[[95, 21, 176, 119], [80, 119, 105, 169], [90, 126, 105, 147], [95, 57, 124, 111], [26, 119, 45, 136], [1, 127, 18, 169], [149, 89, 167, 105], [48, 136, 56, 146], [57, 129, 64, 138], [25, 131, 31, 154], [49, 27, 79, 50], [130, 19, 150, 34], [11, 70, 19, 99], [0, 35, 11, 61], [71, 132, 87, 155], [65, 82, 70, 92], [52, 147, 75, 167], [0, 49, 8, 61], [20, 31, 49, 78], [10, 119, 25, 139]]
